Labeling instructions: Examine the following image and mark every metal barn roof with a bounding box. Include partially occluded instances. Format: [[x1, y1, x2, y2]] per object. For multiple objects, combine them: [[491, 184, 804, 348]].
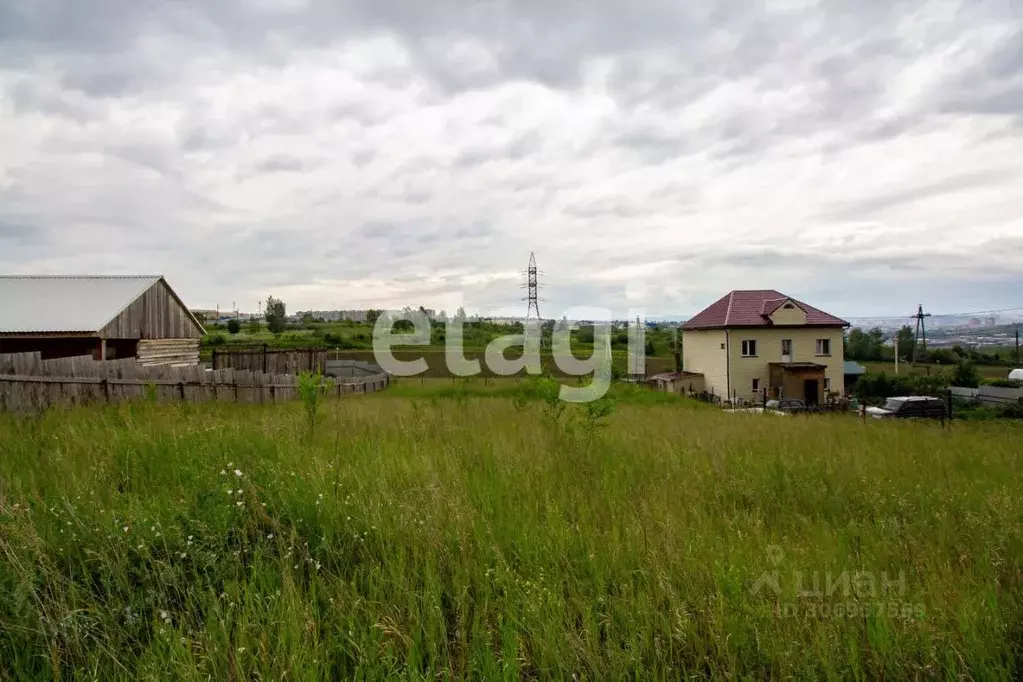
[[0, 275, 164, 334]]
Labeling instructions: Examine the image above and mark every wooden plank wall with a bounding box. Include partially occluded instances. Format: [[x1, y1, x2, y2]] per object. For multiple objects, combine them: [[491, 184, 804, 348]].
[[211, 348, 327, 374], [0, 352, 389, 413]]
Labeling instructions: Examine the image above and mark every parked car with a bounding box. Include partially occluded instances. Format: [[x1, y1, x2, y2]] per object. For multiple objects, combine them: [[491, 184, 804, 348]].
[[865, 396, 947, 420], [766, 398, 808, 413]]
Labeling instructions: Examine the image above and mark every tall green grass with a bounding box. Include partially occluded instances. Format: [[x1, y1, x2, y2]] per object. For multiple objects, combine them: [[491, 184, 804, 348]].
[[1, 396, 1021, 679]]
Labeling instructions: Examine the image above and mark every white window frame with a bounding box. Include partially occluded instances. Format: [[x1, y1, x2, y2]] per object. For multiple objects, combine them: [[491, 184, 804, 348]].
[[752, 378, 760, 392], [741, 339, 757, 357], [823, 377, 831, 392], [781, 339, 793, 356], [816, 338, 831, 356]]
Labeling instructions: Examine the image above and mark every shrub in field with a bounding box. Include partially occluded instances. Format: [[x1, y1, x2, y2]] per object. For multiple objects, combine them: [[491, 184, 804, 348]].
[[951, 361, 981, 388], [986, 378, 1023, 388], [297, 370, 332, 432]]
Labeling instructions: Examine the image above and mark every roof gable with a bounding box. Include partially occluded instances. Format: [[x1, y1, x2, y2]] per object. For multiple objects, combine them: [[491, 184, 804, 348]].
[[682, 290, 848, 330]]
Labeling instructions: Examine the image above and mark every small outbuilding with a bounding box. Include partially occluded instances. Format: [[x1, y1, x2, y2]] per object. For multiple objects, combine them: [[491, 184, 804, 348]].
[[650, 371, 705, 395], [843, 360, 867, 393], [0, 275, 205, 366]]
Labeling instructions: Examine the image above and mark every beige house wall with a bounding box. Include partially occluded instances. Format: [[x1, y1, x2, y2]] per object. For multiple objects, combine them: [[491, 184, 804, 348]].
[[681, 329, 728, 398], [727, 327, 846, 403]]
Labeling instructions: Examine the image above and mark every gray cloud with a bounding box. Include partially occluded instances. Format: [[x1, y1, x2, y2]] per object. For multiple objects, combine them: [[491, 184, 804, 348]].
[[1, 0, 1022, 316]]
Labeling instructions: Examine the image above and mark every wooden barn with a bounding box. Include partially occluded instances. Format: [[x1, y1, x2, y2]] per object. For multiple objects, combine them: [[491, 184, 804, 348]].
[[0, 275, 205, 366]]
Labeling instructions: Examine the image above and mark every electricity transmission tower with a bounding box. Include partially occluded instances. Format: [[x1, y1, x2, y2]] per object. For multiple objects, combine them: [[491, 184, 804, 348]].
[[521, 252, 545, 321], [911, 304, 931, 366]]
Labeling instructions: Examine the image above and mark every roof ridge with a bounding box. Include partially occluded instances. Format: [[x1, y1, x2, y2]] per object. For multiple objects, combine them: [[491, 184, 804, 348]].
[[0, 275, 162, 279], [723, 291, 736, 326]]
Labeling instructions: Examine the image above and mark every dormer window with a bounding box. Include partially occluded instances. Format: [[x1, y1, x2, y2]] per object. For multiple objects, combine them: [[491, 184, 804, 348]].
[[783, 303, 794, 309]]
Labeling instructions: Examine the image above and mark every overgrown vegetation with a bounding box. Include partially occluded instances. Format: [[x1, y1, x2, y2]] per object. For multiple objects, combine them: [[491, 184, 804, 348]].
[[1, 397, 1021, 679], [853, 369, 951, 403]]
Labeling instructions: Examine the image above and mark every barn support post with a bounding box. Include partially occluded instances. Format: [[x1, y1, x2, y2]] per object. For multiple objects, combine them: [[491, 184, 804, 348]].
[[98, 338, 107, 362]]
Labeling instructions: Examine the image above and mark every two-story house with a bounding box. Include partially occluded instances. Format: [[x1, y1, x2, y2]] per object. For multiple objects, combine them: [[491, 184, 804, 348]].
[[681, 290, 849, 406]]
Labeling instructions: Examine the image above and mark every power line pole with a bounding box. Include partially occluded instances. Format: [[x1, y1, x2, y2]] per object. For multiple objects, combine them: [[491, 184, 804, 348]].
[[1016, 326, 1020, 364], [911, 304, 931, 366], [521, 252, 547, 347]]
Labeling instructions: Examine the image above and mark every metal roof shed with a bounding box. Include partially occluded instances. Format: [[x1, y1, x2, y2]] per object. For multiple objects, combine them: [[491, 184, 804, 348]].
[[0, 276, 205, 365]]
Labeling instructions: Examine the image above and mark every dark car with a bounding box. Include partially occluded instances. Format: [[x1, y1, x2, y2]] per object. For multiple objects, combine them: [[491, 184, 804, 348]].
[[766, 398, 808, 413], [866, 396, 947, 420]]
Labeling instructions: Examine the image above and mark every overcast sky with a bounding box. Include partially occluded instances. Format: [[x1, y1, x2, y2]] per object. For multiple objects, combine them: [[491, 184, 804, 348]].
[[1, 0, 1021, 319]]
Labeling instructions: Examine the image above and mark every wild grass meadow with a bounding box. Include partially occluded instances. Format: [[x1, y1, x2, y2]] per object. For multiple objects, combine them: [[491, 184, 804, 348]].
[[1, 389, 1021, 679]]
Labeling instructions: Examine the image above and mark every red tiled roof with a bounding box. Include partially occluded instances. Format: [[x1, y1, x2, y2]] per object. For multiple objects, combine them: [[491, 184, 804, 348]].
[[681, 290, 849, 330]]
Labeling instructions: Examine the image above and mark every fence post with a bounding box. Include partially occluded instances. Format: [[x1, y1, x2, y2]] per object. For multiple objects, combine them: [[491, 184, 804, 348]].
[[179, 381, 185, 402], [262, 344, 268, 374], [271, 384, 276, 403], [102, 378, 110, 404], [212, 349, 218, 370], [946, 388, 953, 424]]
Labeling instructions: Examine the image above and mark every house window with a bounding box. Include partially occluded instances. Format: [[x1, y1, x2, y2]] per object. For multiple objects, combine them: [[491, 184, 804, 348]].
[[816, 338, 831, 356], [783, 303, 794, 309], [752, 378, 760, 392], [720, 343, 726, 350], [781, 339, 792, 356], [741, 339, 757, 357], [823, 377, 831, 392]]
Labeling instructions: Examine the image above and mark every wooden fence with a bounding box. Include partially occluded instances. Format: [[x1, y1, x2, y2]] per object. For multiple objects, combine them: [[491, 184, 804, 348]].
[[211, 347, 327, 374], [0, 352, 389, 413]]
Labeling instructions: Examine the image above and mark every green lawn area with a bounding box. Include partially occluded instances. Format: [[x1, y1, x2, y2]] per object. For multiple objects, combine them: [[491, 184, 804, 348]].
[[1, 392, 1021, 679]]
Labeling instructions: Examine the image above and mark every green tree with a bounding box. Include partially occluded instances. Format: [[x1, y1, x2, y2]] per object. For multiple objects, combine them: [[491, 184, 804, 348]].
[[248, 318, 260, 334], [896, 325, 916, 360], [455, 306, 467, 323], [366, 309, 382, 325], [226, 319, 241, 335], [265, 296, 287, 336]]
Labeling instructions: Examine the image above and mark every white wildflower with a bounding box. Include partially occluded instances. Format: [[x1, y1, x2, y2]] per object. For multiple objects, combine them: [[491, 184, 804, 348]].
[[236, 501, 243, 507], [266, 534, 274, 540], [123, 526, 129, 533], [234, 469, 243, 477], [220, 470, 226, 475]]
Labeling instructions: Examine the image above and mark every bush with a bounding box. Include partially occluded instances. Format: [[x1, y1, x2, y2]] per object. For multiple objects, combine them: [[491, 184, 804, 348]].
[[951, 361, 981, 388], [986, 378, 1023, 388], [205, 333, 226, 346], [854, 370, 950, 403], [226, 319, 241, 335]]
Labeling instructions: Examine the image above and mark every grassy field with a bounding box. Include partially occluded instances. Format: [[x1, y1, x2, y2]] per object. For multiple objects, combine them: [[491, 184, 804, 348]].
[[1, 393, 1022, 679]]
